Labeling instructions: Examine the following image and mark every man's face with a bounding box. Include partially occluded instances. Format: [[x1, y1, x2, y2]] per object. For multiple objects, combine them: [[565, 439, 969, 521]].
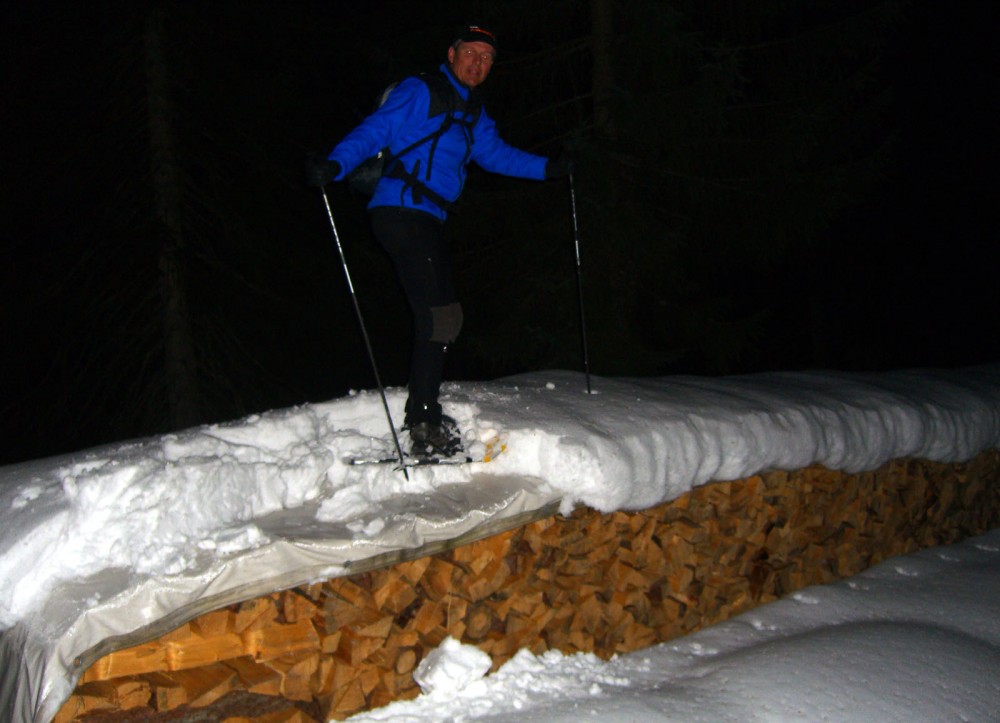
[[447, 40, 495, 88]]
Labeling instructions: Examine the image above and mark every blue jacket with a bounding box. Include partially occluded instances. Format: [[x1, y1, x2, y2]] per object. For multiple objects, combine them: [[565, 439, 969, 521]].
[[328, 65, 548, 221]]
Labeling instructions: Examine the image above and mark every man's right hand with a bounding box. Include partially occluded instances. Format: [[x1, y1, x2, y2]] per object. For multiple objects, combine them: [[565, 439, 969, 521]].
[[305, 155, 342, 187]]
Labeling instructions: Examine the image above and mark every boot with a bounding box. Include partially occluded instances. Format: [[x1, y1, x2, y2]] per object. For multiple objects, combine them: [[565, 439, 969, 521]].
[[407, 415, 462, 458]]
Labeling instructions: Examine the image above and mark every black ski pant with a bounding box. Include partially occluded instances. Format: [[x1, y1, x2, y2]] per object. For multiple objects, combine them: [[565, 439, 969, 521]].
[[369, 207, 463, 427]]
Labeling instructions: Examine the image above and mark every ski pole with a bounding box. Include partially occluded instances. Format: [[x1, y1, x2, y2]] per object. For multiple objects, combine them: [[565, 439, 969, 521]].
[[319, 188, 409, 477], [568, 173, 593, 394]]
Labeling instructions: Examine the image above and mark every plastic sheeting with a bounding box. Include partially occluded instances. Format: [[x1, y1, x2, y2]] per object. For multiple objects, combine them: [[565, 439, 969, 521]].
[[0, 473, 559, 723]]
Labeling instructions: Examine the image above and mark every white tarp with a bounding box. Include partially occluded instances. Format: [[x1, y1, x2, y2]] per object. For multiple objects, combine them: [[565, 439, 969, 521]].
[[1, 470, 558, 722]]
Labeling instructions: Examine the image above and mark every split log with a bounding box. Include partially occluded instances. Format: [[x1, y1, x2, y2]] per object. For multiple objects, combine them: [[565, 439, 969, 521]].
[[224, 656, 282, 696]]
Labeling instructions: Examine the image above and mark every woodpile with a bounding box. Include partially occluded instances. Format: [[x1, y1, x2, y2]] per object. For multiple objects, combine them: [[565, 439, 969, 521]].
[[56, 450, 1000, 721]]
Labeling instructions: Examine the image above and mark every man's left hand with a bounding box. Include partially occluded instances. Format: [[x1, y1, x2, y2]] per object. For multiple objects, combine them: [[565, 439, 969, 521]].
[[545, 151, 577, 180]]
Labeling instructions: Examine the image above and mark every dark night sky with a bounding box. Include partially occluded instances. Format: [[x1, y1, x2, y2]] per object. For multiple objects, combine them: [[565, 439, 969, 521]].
[[1, 1, 998, 466]]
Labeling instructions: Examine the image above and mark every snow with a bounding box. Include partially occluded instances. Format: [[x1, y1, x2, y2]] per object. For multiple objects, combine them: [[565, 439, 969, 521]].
[[1, 365, 999, 721], [353, 528, 1000, 721]]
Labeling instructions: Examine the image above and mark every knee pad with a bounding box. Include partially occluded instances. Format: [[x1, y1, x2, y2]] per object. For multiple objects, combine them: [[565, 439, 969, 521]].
[[430, 302, 463, 344]]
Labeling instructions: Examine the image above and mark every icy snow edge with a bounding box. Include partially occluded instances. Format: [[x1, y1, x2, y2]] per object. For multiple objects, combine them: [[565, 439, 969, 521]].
[[491, 365, 1000, 513]]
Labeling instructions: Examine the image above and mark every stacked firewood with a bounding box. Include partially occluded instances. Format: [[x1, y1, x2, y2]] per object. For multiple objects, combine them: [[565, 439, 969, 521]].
[[56, 450, 1000, 721]]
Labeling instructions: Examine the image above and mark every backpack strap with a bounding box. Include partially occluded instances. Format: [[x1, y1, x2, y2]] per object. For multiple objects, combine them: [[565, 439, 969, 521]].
[[383, 72, 483, 211]]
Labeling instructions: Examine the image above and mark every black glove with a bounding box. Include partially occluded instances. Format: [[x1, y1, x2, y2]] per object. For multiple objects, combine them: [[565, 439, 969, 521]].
[[305, 154, 342, 187], [545, 151, 576, 180]]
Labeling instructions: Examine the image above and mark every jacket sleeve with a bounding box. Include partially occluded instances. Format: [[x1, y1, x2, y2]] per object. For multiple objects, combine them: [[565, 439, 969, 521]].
[[326, 78, 430, 179], [470, 111, 548, 181]]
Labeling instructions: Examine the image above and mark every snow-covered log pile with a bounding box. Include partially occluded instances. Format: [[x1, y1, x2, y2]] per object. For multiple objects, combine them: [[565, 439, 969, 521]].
[[56, 450, 1000, 721], [5, 365, 999, 721]]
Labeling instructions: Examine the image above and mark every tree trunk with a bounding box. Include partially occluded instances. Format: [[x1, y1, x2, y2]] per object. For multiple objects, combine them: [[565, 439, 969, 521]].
[[591, 0, 616, 137], [145, 5, 201, 429]]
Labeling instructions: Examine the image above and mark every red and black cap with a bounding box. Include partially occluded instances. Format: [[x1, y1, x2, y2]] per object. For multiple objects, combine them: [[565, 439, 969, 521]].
[[453, 24, 497, 51]]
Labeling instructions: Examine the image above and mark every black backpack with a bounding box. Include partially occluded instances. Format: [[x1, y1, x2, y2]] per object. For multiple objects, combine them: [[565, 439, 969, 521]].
[[347, 72, 482, 210], [345, 83, 399, 197]]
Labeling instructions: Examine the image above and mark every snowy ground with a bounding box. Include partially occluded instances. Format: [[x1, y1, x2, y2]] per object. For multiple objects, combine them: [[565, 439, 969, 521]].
[[350, 526, 1000, 722], [1, 366, 999, 721]]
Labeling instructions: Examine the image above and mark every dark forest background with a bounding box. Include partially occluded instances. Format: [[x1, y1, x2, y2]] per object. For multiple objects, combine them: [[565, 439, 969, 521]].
[[2, 0, 997, 466]]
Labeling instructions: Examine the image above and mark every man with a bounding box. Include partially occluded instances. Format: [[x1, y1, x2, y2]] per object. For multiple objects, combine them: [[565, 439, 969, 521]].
[[309, 24, 573, 456]]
